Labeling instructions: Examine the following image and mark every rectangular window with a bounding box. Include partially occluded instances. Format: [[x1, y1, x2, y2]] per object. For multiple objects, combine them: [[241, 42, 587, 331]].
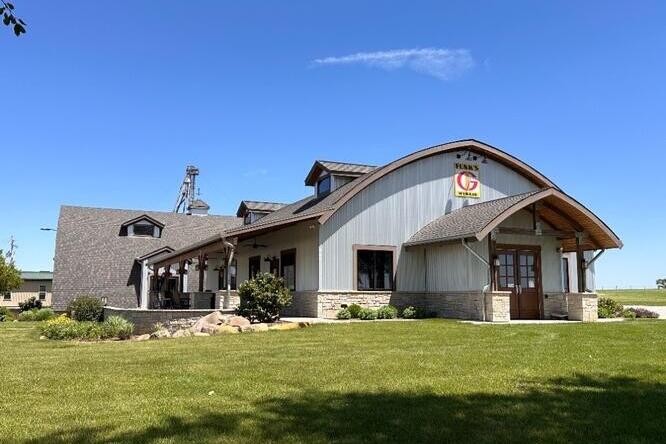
[[356, 249, 393, 291], [3, 292, 10, 301], [317, 176, 331, 195], [218, 259, 237, 290], [39, 285, 47, 300], [269, 257, 280, 277], [280, 250, 296, 291], [562, 257, 570, 293], [249, 256, 261, 279]]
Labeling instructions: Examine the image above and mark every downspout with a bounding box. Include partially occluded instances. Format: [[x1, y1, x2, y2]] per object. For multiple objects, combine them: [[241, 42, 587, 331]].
[[223, 238, 235, 309], [462, 239, 491, 321]]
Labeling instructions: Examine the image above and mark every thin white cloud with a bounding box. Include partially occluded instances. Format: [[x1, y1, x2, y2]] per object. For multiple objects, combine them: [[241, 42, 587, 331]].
[[243, 168, 268, 178], [312, 48, 474, 80]]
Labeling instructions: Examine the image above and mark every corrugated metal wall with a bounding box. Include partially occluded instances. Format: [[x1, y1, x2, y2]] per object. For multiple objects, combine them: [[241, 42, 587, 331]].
[[319, 152, 540, 291]]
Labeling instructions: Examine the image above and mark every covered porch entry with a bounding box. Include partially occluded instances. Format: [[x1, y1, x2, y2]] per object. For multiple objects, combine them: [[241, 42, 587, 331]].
[[404, 187, 623, 321], [143, 234, 238, 310]]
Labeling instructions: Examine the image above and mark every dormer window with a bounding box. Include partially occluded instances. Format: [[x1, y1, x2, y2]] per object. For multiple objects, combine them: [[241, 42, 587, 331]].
[[130, 222, 160, 237], [317, 175, 331, 196], [236, 201, 286, 225], [120, 215, 164, 238]]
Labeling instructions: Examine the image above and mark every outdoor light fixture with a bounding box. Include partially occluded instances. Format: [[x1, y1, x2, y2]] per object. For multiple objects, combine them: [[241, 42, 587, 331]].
[[493, 257, 501, 267], [100, 296, 108, 306]]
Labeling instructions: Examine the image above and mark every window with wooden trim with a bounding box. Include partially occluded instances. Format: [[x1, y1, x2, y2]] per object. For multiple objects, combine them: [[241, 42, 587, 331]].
[[3, 292, 10, 301], [281, 250, 296, 291], [219, 259, 237, 290], [39, 285, 47, 300], [249, 256, 261, 279], [357, 249, 393, 291]]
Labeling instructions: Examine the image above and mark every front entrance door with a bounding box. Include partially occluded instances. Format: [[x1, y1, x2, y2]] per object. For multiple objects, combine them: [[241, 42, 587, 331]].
[[496, 246, 541, 319]]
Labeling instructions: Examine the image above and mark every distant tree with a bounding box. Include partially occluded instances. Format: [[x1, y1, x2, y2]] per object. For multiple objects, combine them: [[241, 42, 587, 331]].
[[1, 1, 26, 36], [0, 250, 22, 294], [657, 279, 666, 290]]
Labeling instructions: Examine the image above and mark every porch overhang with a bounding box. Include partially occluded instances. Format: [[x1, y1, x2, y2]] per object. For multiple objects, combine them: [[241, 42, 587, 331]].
[[403, 188, 622, 252], [147, 233, 235, 269]]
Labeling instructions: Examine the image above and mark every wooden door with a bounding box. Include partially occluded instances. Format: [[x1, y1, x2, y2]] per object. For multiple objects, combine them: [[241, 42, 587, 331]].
[[496, 246, 541, 319]]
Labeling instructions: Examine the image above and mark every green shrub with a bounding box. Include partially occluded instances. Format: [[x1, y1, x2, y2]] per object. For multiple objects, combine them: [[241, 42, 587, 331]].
[[236, 272, 292, 323], [402, 306, 417, 319], [0, 306, 12, 322], [626, 307, 659, 318], [358, 308, 378, 320], [336, 308, 352, 320], [347, 304, 362, 319], [377, 305, 398, 319], [102, 316, 134, 339], [598, 297, 624, 318], [622, 309, 637, 319], [17, 308, 55, 322], [67, 296, 104, 322], [41, 315, 134, 340], [18, 296, 42, 312]]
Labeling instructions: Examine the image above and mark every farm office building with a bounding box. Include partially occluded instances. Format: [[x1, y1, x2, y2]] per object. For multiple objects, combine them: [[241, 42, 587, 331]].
[[53, 140, 621, 321]]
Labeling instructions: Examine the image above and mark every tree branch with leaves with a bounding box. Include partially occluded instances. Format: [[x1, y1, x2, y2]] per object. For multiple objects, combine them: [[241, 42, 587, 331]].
[[1, 1, 26, 36], [0, 250, 22, 294]]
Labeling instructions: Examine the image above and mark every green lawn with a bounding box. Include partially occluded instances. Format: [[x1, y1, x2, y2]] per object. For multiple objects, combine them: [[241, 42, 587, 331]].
[[598, 288, 666, 306], [2, 320, 666, 444]]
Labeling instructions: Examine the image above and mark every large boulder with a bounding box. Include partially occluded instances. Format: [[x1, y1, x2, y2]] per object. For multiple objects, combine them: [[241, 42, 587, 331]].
[[191, 311, 227, 333], [172, 329, 193, 338], [227, 316, 251, 328], [150, 329, 171, 339], [216, 325, 241, 334]]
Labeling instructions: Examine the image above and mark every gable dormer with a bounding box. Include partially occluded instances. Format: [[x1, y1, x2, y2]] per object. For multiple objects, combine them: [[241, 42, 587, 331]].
[[304, 160, 377, 197], [236, 201, 287, 225], [119, 214, 164, 238]]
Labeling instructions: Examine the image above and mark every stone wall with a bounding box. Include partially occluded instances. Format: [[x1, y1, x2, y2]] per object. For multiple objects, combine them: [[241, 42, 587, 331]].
[[218, 290, 240, 309], [282, 292, 320, 318], [543, 293, 568, 319], [567, 293, 598, 322], [103, 307, 235, 334]]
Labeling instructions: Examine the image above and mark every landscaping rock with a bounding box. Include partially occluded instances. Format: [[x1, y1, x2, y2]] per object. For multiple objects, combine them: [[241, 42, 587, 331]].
[[150, 329, 171, 339], [193, 332, 210, 337], [191, 311, 228, 333], [39, 335, 47, 340], [276, 322, 301, 331], [134, 334, 151, 341], [172, 329, 192, 338], [227, 316, 251, 328], [249, 323, 269, 333], [215, 325, 240, 334]]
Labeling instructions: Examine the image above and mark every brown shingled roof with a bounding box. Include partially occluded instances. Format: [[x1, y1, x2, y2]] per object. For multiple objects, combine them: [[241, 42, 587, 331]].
[[236, 200, 287, 217], [304, 160, 377, 186]]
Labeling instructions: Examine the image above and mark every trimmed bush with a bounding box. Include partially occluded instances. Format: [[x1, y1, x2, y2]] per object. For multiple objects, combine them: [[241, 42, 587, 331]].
[[41, 315, 134, 341], [67, 296, 104, 322], [358, 308, 378, 320], [377, 305, 398, 319], [598, 297, 624, 318], [347, 304, 362, 319], [626, 307, 659, 319], [18, 296, 42, 312], [17, 308, 55, 322], [237, 272, 292, 323], [0, 306, 11, 322], [402, 306, 417, 319], [336, 308, 352, 320]]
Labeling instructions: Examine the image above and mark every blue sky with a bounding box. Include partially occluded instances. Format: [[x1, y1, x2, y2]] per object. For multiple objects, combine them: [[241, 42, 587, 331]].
[[2, 1, 665, 288]]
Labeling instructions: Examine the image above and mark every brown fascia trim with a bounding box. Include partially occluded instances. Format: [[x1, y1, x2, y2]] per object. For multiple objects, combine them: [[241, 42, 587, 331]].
[[225, 213, 326, 240], [317, 139, 561, 225]]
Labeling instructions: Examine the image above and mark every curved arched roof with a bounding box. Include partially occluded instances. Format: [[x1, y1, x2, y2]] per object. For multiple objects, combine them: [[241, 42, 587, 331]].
[[318, 139, 559, 224]]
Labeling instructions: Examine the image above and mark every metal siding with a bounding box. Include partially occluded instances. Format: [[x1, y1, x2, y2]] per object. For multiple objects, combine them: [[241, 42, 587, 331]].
[[319, 152, 539, 291], [235, 221, 319, 291], [425, 239, 490, 292]]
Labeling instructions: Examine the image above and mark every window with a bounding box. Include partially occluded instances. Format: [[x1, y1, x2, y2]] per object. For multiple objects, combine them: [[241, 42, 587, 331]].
[[219, 259, 237, 290], [3, 292, 10, 301], [562, 257, 570, 293], [133, 223, 156, 237], [317, 176, 331, 195], [281, 250, 296, 291], [497, 253, 515, 289], [244, 213, 252, 225], [39, 285, 47, 300], [269, 257, 280, 277], [249, 256, 261, 279], [356, 249, 393, 291]]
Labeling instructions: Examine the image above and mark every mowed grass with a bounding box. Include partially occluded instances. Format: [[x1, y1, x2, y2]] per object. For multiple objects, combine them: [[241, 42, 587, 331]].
[[598, 288, 666, 306], [1, 320, 666, 444]]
